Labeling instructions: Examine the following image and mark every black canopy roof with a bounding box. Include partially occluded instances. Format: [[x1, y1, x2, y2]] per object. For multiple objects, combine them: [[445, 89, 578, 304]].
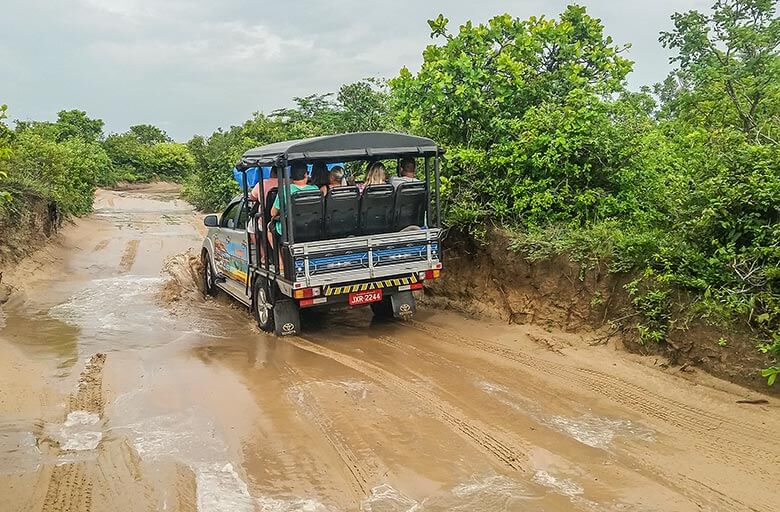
[[238, 132, 441, 168]]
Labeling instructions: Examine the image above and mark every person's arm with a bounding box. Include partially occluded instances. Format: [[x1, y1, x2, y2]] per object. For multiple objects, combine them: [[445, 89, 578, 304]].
[[250, 183, 260, 201], [271, 194, 280, 218]]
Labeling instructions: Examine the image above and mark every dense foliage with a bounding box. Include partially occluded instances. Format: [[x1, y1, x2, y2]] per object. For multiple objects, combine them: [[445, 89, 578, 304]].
[[0, 111, 194, 215], [390, 1, 779, 382]]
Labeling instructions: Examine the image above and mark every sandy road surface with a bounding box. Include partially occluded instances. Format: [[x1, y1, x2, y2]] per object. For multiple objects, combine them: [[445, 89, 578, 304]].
[[0, 187, 778, 512]]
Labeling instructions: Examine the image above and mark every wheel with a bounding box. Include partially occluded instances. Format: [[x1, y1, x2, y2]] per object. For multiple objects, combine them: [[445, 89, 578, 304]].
[[202, 252, 218, 297], [370, 297, 393, 318], [252, 278, 274, 332]]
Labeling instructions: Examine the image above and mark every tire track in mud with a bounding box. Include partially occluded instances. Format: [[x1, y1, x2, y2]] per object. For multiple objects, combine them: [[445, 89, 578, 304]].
[[404, 321, 780, 480], [40, 354, 106, 512], [372, 334, 769, 512], [407, 321, 775, 441], [281, 365, 372, 496], [118, 240, 139, 273], [290, 336, 526, 472]]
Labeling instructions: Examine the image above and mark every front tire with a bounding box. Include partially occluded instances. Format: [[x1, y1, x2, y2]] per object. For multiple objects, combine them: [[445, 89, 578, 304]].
[[203, 253, 218, 297], [252, 278, 274, 332]]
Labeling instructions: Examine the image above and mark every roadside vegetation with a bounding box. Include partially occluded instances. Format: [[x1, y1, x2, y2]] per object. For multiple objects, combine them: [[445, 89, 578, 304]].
[[1, 0, 777, 383], [0, 110, 193, 217]]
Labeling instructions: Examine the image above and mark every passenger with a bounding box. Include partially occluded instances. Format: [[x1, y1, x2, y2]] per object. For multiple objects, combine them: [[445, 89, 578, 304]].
[[248, 166, 278, 251], [359, 162, 386, 193], [267, 162, 320, 267], [310, 161, 330, 195], [328, 166, 345, 189], [250, 166, 278, 201], [390, 157, 419, 188]]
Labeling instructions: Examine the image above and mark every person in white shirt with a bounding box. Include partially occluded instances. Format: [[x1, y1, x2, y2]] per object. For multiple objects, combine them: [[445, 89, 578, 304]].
[[390, 157, 419, 188]]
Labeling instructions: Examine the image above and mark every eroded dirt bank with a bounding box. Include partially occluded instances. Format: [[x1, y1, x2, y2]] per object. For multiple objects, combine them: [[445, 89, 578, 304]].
[[0, 187, 778, 512], [425, 230, 776, 393]]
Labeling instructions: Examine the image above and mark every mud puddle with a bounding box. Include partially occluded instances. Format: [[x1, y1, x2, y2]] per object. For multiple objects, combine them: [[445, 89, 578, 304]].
[[0, 187, 778, 512]]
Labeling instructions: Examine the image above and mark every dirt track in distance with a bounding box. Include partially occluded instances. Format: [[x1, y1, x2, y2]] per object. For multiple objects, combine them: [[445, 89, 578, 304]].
[[0, 186, 778, 512]]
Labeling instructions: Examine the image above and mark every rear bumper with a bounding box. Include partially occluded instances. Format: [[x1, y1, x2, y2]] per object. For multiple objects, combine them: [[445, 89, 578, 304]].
[[296, 272, 432, 308]]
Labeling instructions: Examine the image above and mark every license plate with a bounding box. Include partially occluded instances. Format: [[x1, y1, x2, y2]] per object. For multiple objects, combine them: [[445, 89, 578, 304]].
[[349, 289, 383, 305]]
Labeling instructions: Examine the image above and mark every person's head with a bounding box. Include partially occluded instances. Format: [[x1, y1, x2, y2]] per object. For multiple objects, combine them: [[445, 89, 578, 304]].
[[290, 161, 308, 182], [310, 161, 329, 186], [329, 166, 345, 186], [399, 157, 416, 177], [365, 162, 386, 186], [269, 165, 278, 178]]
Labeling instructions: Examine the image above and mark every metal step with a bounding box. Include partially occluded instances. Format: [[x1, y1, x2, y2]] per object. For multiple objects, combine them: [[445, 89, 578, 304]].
[[216, 277, 251, 306]]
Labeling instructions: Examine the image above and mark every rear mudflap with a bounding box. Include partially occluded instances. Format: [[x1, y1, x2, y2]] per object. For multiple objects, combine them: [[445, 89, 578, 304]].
[[391, 291, 416, 320], [273, 299, 301, 336]]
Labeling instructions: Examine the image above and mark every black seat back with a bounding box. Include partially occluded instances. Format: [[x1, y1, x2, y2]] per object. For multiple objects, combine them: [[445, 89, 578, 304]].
[[263, 188, 278, 228], [359, 184, 395, 235], [289, 189, 324, 242], [325, 186, 360, 238], [393, 181, 426, 230]]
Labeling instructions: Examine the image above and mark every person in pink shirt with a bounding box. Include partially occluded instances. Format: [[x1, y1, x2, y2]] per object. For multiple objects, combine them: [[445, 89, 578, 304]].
[[248, 166, 278, 250], [250, 166, 278, 201]]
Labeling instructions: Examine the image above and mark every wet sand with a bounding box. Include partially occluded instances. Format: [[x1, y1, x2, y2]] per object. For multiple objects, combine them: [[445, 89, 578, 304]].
[[0, 187, 778, 512]]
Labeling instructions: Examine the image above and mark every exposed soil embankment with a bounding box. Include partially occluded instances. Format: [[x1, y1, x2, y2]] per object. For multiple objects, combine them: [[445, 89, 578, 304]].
[[0, 191, 61, 301], [424, 229, 628, 330], [425, 229, 776, 394]]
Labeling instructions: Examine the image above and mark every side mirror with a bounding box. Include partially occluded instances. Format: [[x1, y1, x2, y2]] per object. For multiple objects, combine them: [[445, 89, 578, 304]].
[[203, 214, 218, 227]]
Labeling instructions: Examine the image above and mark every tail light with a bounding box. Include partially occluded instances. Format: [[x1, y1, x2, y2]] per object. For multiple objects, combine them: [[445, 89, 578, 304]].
[[293, 287, 322, 299], [420, 269, 441, 280]]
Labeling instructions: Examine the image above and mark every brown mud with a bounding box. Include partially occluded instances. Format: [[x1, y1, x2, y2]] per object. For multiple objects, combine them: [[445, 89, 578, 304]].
[[0, 186, 778, 512]]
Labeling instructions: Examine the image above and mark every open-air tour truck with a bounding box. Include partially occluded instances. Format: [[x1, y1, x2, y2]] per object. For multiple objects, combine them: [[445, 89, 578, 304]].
[[200, 132, 444, 336]]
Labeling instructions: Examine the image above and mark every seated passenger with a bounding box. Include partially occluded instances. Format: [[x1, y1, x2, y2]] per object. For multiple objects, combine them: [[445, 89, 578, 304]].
[[390, 157, 420, 188], [250, 166, 278, 201], [311, 161, 330, 195], [359, 162, 387, 193], [328, 166, 345, 189], [267, 162, 320, 263], [248, 166, 278, 250]]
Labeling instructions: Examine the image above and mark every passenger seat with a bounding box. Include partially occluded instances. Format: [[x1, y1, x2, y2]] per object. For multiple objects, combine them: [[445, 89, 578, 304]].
[[289, 189, 324, 242], [325, 186, 360, 238], [359, 184, 395, 235], [393, 181, 426, 230]]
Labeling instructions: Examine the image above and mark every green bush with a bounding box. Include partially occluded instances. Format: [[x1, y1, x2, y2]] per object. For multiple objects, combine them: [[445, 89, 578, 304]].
[[7, 131, 110, 215]]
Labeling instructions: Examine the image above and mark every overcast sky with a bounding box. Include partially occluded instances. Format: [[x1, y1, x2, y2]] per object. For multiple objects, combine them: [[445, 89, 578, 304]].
[[1, 0, 711, 140]]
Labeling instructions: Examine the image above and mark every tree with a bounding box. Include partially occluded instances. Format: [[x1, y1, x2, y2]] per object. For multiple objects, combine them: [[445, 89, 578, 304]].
[[55, 109, 104, 142], [659, 0, 780, 140], [271, 94, 340, 138], [144, 143, 195, 179], [391, 7, 633, 149], [336, 79, 393, 133], [127, 124, 171, 145], [183, 113, 288, 210], [9, 131, 111, 214], [390, 7, 641, 228]]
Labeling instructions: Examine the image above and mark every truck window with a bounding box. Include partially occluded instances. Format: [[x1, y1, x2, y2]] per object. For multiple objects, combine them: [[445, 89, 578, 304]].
[[220, 202, 241, 229], [237, 202, 249, 230]]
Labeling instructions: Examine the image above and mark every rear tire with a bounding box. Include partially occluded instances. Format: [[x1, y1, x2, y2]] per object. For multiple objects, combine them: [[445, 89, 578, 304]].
[[370, 297, 393, 319], [203, 253, 218, 297], [252, 278, 274, 332]]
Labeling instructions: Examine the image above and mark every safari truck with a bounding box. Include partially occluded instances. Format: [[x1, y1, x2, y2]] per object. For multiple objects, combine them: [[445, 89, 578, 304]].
[[200, 132, 444, 335]]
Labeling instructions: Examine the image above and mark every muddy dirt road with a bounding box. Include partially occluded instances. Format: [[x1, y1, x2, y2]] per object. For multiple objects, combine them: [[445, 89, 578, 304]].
[[0, 187, 778, 512]]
